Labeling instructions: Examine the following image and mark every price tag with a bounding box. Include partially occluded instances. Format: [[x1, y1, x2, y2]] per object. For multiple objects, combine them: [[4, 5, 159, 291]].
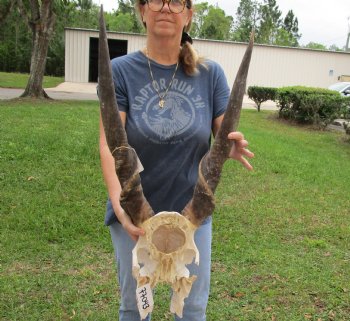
[[136, 155, 144, 173], [136, 283, 154, 319]]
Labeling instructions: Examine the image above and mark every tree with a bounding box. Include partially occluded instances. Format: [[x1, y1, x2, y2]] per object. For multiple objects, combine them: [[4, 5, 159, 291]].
[[14, 0, 56, 98], [305, 42, 327, 50], [200, 5, 233, 40], [0, 4, 31, 73], [0, 0, 14, 25], [76, 0, 93, 11], [0, 0, 104, 78], [328, 44, 343, 52], [106, 12, 134, 32], [257, 0, 282, 44], [108, 0, 143, 33], [45, 0, 78, 76], [190, 1, 209, 38], [117, 0, 136, 13], [282, 10, 300, 46], [274, 28, 296, 47], [233, 0, 259, 42]]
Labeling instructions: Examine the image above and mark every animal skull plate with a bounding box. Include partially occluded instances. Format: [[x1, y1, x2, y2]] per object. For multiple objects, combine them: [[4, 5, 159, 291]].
[[132, 212, 199, 318]]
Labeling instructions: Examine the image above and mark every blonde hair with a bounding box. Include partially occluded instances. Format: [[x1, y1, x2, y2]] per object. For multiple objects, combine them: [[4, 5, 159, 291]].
[[135, 0, 202, 76]]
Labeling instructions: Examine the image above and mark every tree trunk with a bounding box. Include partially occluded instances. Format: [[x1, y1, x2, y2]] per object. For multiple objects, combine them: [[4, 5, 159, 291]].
[[21, 23, 52, 98], [18, 0, 55, 99]]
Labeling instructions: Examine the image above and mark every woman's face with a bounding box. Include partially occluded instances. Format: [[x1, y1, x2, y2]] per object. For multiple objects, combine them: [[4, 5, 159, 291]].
[[140, 0, 193, 40]]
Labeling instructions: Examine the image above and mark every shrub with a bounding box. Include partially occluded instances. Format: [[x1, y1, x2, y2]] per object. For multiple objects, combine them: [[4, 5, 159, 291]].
[[343, 102, 350, 142], [343, 98, 350, 119], [247, 86, 278, 112], [276, 86, 348, 129]]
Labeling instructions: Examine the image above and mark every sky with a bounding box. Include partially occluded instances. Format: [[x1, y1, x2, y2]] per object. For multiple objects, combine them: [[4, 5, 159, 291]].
[[94, 0, 350, 48]]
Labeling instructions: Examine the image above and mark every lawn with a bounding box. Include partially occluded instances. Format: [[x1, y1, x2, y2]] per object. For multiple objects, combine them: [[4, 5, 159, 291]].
[[0, 72, 64, 89], [0, 99, 349, 321]]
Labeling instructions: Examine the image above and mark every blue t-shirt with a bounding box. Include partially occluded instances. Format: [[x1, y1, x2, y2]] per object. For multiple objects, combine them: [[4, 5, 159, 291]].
[[105, 51, 230, 225]]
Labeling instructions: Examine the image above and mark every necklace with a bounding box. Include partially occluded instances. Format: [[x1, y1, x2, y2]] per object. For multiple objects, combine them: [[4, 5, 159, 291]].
[[145, 48, 179, 108]]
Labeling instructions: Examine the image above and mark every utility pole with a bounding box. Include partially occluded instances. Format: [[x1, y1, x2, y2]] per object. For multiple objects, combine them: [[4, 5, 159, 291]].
[[346, 17, 350, 52]]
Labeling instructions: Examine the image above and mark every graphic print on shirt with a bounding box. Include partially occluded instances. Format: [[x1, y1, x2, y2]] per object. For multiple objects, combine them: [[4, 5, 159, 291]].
[[131, 78, 206, 144]]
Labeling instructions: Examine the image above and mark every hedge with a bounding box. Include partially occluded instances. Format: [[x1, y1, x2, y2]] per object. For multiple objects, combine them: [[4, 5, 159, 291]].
[[247, 86, 278, 112], [276, 86, 349, 128]]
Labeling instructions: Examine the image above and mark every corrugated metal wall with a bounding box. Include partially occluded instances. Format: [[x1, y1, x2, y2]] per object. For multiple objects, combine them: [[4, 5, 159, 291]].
[[195, 39, 350, 88], [65, 29, 146, 83], [65, 28, 350, 89]]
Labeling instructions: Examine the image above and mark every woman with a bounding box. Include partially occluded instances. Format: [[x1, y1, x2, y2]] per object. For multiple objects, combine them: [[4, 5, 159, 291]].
[[99, 0, 254, 320]]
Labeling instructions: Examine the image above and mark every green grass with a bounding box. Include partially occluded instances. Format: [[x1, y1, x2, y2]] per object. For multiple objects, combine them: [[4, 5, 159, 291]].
[[0, 99, 349, 320], [0, 72, 64, 89]]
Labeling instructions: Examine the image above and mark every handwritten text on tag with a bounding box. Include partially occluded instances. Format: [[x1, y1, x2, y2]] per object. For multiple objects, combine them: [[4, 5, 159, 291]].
[[136, 284, 154, 319]]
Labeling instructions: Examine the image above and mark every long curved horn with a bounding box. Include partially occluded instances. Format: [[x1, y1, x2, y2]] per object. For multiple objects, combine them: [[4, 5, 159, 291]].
[[98, 6, 154, 226], [182, 32, 255, 226]]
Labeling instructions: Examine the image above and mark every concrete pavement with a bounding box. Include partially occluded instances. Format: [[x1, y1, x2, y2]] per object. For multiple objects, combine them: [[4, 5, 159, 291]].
[[0, 82, 98, 101], [0, 82, 278, 110]]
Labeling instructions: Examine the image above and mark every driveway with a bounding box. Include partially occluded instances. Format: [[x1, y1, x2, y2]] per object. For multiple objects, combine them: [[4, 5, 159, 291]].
[[0, 82, 98, 101], [0, 82, 278, 110]]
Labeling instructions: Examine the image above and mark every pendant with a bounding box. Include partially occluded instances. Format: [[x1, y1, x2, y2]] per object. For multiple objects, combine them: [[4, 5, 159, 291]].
[[159, 99, 165, 108]]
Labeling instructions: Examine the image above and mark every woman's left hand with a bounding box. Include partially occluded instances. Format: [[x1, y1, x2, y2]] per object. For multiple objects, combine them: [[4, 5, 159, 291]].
[[227, 131, 254, 171]]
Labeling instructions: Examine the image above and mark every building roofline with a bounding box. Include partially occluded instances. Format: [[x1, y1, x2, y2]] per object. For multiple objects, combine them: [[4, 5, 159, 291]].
[[64, 27, 350, 56]]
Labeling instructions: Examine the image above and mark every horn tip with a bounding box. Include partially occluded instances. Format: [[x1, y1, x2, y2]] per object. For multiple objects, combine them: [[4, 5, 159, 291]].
[[250, 29, 255, 42], [99, 4, 105, 28], [99, 4, 104, 19]]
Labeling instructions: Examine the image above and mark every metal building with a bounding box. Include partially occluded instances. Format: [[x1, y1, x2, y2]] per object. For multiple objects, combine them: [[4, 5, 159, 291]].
[[65, 28, 350, 88]]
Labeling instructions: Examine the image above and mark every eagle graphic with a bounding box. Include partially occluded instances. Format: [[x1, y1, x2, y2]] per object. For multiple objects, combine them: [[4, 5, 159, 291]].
[[142, 96, 193, 140]]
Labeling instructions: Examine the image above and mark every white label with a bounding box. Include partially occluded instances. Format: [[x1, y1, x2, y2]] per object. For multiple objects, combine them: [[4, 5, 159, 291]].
[[136, 155, 144, 173], [136, 283, 154, 319]]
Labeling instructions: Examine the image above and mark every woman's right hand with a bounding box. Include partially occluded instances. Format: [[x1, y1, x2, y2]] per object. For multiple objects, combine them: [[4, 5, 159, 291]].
[[118, 210, 145, 242], [100, 113, 144, 242]]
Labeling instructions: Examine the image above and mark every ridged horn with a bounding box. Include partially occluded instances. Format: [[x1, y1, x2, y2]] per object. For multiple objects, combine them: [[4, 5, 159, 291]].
[[98, 6, 154, 226], [182, 31, 255, 226]]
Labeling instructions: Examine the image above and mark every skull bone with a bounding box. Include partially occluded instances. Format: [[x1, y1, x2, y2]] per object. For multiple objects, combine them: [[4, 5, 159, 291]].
[[132, 211, 199, 319]]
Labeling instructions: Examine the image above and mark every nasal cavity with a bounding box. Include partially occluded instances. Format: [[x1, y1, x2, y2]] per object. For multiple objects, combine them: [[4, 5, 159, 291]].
[[152, 225, 186, 254]]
